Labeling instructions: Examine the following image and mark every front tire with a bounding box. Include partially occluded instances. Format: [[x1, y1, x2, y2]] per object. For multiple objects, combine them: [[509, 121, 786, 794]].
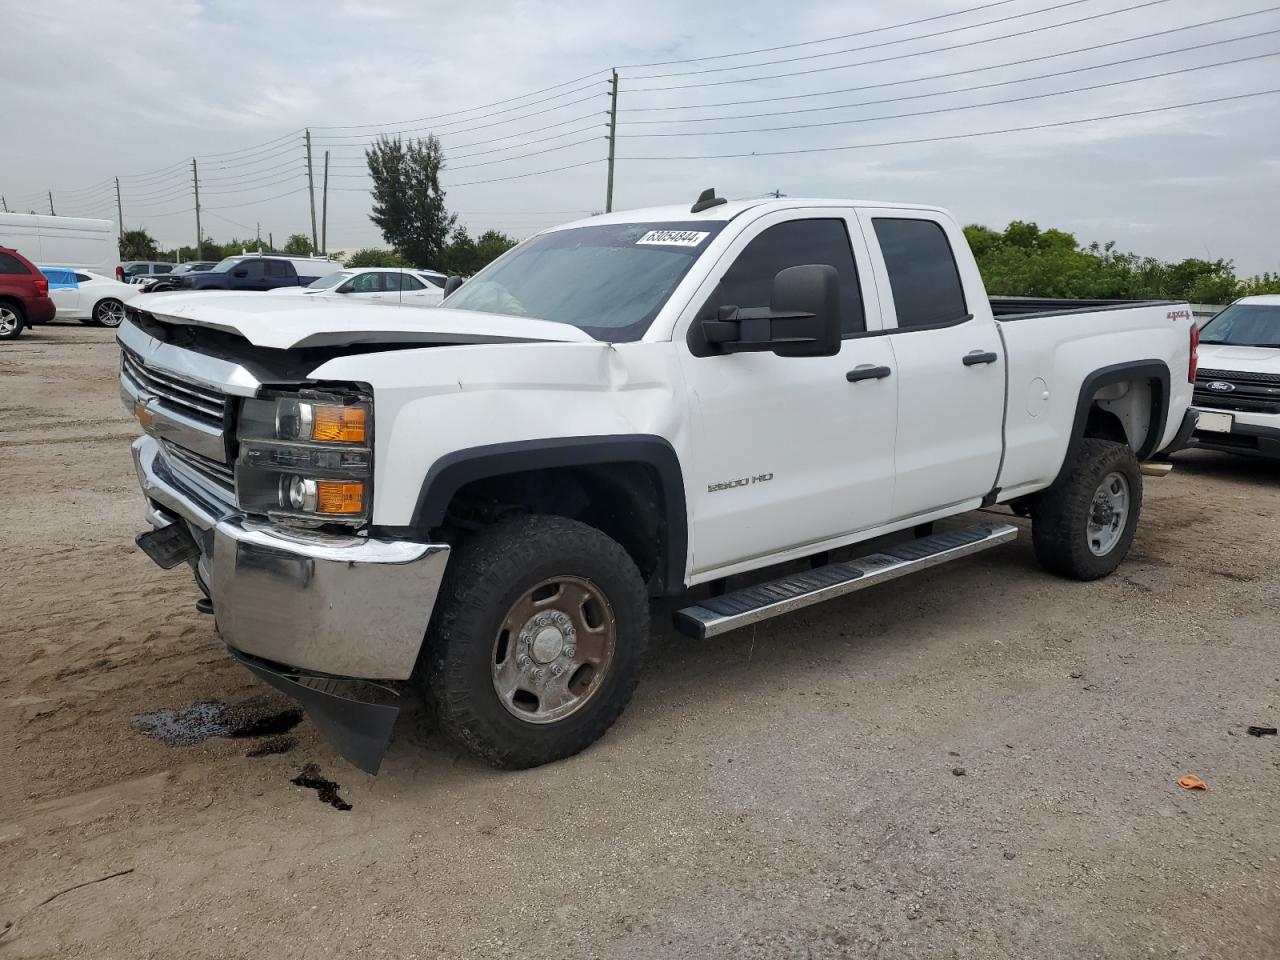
[[423, 514, 650, 769], [1031, 437, 1143, 581], [0, 302, 25, 339], [93, 298, 126, 328]]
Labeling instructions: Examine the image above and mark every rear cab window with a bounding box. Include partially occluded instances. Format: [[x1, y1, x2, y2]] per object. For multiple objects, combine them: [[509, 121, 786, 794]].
[[871, 217, 968, 330]]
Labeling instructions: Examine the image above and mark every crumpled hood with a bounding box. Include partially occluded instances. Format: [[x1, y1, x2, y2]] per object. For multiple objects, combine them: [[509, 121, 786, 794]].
[[132, 291, 596, 349], [1198, 342, 1280, 375]]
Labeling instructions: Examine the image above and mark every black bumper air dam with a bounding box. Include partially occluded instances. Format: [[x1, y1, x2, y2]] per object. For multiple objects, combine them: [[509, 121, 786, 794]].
[[228, 647, 400, 775]]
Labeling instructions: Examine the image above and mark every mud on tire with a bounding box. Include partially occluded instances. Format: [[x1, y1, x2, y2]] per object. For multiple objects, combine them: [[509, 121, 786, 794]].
[[1031, 437, 1143, 581], [421, 514, 650, 769]]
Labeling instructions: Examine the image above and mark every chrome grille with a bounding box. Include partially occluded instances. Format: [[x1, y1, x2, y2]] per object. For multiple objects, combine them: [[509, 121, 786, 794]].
[[161, 440, 235, 498], [121, 348, 228, 428]]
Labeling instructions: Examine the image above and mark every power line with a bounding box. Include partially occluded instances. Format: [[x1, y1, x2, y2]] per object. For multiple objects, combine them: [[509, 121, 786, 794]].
[[624, 0, 1099, 80], [617, 0, 1030, 67], [310, 71, 610, 131], [617, 49, 1280, 138], [620, 11, 1280, 115], [448, 137, 604, 171], [312, 91, 608, 144], [621, 87, 1280, 160], [625, 0, 1180, 91]]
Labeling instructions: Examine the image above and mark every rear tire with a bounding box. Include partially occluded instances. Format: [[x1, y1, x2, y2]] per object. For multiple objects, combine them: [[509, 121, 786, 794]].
[[422, 514, 650, 769], [1031, 437, 1142, 581], [0, 302, 25, 339], [94, 298, 126, 328]]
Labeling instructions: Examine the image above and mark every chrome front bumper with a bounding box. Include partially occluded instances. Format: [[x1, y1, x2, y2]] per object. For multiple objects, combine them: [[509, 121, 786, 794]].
[[132, 435, 449, 681]]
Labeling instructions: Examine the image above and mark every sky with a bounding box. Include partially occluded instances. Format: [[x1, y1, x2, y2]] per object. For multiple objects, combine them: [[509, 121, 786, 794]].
[[6, 0, 1280, 273]]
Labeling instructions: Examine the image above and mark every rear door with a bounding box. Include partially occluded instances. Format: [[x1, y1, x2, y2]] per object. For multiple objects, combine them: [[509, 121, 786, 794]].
[[677, 211, 898, 576], [856, 210, 1005, 519], [265, 259, 293, 290]]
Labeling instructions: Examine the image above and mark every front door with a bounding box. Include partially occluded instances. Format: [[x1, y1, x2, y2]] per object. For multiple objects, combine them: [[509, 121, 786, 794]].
[[677, 211, 898, 577]]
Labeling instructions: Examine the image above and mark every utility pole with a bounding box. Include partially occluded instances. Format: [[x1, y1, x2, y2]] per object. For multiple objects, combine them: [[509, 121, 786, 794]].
[[605, 69, 619, 213], [115, 177, 124, 234], [269, 231, 274, 252], [192, 158, 202, 259], [48, 191, 55, 216], [256, 222, 261, 252], [305, 128, 318, 253], [321, 150, 330, 256], [1, 196, 8, 213]]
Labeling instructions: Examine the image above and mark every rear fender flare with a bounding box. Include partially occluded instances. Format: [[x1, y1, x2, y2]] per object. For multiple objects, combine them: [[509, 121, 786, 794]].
[[1058, 360, 1170, 481]]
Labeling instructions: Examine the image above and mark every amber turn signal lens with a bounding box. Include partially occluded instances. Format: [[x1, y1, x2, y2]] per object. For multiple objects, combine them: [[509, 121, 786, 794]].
[[315, 481, 365, 515], [311, 405, 367, 443]]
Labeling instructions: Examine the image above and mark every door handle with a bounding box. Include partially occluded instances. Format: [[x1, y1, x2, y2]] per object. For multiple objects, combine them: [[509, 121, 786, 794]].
[[846, 364, 892, 383], [963, 350, 999, 366]]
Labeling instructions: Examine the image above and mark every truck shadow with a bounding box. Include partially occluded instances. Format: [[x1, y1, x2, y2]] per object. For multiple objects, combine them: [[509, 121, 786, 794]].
[[375, 511, 1040, 789]]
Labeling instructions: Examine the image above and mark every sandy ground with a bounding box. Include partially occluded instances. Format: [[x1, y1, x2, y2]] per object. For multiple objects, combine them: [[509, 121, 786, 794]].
[[2, 322, 1278, 959]]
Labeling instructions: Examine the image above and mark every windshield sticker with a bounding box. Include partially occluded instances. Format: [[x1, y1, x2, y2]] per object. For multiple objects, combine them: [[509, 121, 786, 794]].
[[636, 230, 711, 247]]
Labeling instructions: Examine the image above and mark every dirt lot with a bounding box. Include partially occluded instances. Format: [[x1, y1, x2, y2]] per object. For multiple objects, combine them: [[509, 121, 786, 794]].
[[2, 322, 1278, 959]]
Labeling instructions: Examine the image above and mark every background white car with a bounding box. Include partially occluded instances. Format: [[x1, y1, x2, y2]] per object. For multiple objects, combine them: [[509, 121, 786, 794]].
[[270, 267, 448, 307], [43, 269, 140, 327]]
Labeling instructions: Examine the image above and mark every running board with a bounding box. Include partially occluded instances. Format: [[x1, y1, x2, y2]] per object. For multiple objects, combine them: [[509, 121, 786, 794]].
[[673, 522, 1018, 640]]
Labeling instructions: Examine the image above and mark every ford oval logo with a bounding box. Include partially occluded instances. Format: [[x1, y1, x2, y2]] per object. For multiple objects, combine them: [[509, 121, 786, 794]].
[[1206, 381, 1236, 392]]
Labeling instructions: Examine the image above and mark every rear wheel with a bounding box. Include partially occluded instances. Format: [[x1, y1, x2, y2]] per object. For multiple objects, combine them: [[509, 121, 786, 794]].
[[1031, 437, 1142, 580], [93, 298, 126, 328], [0, 303, 25, 340], [423, 514, 650, 768]]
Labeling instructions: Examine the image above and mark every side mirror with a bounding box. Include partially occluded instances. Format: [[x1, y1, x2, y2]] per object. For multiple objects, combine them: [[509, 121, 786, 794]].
[[442, 275, 464, 298], [692, 264, 841, 357], [335, 282, 353, 294]]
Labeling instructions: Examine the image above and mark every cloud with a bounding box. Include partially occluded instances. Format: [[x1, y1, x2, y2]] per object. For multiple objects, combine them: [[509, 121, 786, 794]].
[[5, 0, 1278, 273]]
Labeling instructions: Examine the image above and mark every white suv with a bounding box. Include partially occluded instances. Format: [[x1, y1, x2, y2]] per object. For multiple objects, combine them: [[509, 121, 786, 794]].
[[1191, 295, 1280, 458]]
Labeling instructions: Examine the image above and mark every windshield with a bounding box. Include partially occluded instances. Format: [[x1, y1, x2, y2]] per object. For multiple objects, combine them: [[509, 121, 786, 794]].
[[308, 271, 352, 290], [443, 221, 726, 341], [1200, 303, 1280, 347], [210, 257, 245, 273]]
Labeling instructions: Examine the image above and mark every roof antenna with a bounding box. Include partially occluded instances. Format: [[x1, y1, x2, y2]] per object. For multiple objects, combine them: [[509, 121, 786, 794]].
[[691, 188, 728, 214]]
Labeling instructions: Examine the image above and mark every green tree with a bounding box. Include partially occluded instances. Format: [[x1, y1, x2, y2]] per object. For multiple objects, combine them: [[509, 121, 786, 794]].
[[1240, 272, 1280, 296], [345, 247, 404, 268], [474, 229, 517, 270], [119, 228, 159, 261], [366, 134, 456, 269], [283, 233, 314, 255], [441, 226, 478, 275]]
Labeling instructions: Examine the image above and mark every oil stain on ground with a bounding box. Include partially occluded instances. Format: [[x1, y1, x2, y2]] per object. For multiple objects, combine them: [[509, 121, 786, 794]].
[[291, 763, 353, 810], [134, 695, 302, 747]]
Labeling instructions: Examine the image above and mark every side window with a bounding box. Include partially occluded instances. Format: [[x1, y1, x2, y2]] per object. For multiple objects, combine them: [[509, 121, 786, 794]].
[[400, 274, 425, 291], [423, 275, 447, 288], [75, 273, 92, 282], [240, 260, 266, 279], [352, 272, 380, 293], [872, 218, 968, 329], [267, 260, 289, 278], [155, 264, 173, 274], [719, 218, 865, 335], [0, 253, 30, 275]]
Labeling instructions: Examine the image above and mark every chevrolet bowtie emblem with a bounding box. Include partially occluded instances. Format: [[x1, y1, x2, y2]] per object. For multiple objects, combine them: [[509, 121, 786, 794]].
[[134, 398, 156, 430]]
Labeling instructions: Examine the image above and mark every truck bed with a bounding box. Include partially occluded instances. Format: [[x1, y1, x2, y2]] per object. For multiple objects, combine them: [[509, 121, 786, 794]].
[[991, 297, 1178, 320]]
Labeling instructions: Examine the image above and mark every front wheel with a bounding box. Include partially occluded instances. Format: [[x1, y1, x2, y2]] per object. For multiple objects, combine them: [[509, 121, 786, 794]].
[[93, 298, 126, 328], [422, 514, 650, 768], [1031, 437, 1143, 581], [0, 303, 25, 339]]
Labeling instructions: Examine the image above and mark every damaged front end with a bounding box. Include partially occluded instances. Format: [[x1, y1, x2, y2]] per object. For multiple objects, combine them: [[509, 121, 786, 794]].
[[122, 315, 448, 774]]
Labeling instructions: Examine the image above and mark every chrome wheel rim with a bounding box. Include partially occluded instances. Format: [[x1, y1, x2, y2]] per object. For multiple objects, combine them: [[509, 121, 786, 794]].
[[97, 299, 125, 327], [491, 576, 616, 724], [0, 307, 18, 334], [1087, 471, 1130, 556]]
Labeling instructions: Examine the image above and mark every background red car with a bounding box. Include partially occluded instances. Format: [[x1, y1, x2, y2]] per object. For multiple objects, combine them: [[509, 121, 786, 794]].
[[0, 245, 55, 340]]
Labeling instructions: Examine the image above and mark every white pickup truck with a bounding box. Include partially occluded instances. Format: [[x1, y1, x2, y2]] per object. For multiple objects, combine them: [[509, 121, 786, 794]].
[[119, 192, 1197, 773], [1185, 295, 1280, 458]]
